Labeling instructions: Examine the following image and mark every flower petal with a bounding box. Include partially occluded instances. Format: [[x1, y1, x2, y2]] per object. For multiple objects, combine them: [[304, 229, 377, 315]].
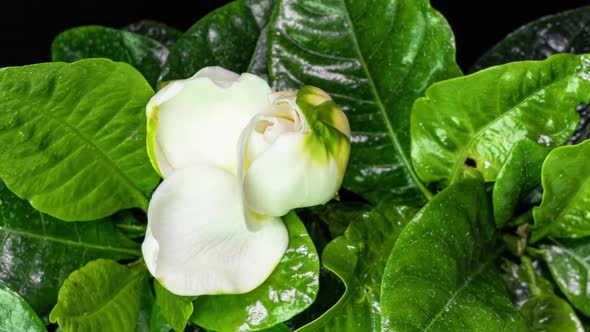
[[241, 132, 343, 220], [142, 165, 288, 296], [146, 67, 272, 177]]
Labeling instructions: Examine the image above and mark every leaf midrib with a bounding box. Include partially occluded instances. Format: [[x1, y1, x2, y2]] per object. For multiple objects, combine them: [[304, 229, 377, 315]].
[[19, 65, 150, 204], [340, 0, 432, 201], [0, 225, 140, 256], [423, 252, 496, 331]]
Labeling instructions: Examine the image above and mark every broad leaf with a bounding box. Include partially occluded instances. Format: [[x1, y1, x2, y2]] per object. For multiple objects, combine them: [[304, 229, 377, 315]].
[[269, 0, 461, 204], [136, 277, 155, 332], [532, 140, 590, 241], [411, 54, 590, 186], [50, 259, 146, 332], [191, 212, 319, 331], [154, 280, 194, 332], [296, 203, 415, 331], [0, 281, 46, 332], [518, 256, 583, 332], [52, 26, 169, 88], [381, 180, 528, 331], [0, 181, 140, 315], [0, 59, 159, 221], [160, 0, 273, 82], [473, 6, 590, 71], [536, 237, 590, 317], [493, 139, 549, 227], [124, 20, 182, 49]]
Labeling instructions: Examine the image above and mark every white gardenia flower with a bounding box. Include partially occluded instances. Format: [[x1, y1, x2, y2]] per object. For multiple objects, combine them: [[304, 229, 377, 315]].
[[142, 67, 350, 296]]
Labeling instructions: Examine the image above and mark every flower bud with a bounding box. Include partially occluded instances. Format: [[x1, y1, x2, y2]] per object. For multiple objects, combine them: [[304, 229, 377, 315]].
[[239, 86, 351, 228]]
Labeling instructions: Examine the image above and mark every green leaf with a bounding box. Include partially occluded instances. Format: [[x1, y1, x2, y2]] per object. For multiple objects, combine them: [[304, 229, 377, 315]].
[[536, 237, 590, 317], [269, 0, 461, 204], [155, 280, 194, 332], [296, 203, 416, 331], [150, 302, 171, 332], [124, 20, 182, 49], [381, 179, 528, 331], [473, 6, 590, 71], [52, 26, 169, 88], [0, 59, 159, 221], [136, 277, 155, 332], [0, 281, 46, 332], [411, 54, 590, 186], [191, 212, 319, 331], [49, 259, 146, 332], [522, 296, 584, 332], [517, 256, 584, 331], [532, 140, 590, 241], [0, 180, 140, 316], [160, 0, 273, 82], [492, 139, 549, 227]]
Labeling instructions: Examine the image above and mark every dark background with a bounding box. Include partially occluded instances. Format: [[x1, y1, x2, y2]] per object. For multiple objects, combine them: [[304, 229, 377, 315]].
[[0, 0, 589, 70]]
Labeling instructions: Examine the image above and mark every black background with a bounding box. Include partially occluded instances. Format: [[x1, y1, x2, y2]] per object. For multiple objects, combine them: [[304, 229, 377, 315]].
[[0, 0, 589, 70]]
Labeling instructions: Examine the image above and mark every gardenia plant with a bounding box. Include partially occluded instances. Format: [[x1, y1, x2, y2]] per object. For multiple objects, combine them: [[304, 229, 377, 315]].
[[1, 1, 590, 332]]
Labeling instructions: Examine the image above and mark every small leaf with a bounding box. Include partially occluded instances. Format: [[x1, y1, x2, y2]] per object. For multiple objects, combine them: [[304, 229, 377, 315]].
[[52, 26, 169, 87], [154, 280, 194, 332], [0, 180, 140, 316], [296, 203, 416, 331], [411, 54, 590, 186], [191, 212, 319, 331], [269, 0, 461, 204], [381, 179, 528, 331], [517, 256, 584, 332], [0, 281, 46, 332], [0, 59, 159, 221], [50, 259, 146, 332], [536, 237, 590, 317], [124, 20, 182, 49], [473, 6, 590, 71], [160, 0, 273, 82], [493, 139, 549, 227], [532, 140, 590, 241]]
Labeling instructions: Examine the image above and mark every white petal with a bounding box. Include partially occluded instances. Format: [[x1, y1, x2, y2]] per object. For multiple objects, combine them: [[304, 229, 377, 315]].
[[146, 67, 272, 177], [242, 132, 341, 219], [142, 165, 288, 296]]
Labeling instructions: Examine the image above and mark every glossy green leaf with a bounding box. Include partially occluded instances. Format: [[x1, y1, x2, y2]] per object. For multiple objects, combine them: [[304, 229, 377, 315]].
[[136, 277, 155, 332], [124, 20, 182, 49], [191, 212, 319, 332], [296, 203, 415, 331], [532, 140, 590, 241], [50, 259, 146, 332], [536, 237, 590, 317], [473, 6, 590, 71], [150, 302, 171, 332], [269, 0, 461, 204], [493, 139, 549, 227], [0, 59, 159, 221], [52, 26, 169, 87], [160, 0, 273, 82], [155, 280, 194, 332], [411, 54, 590, 186], [381, 180, 528, 331], [517, 256, 584, 332], [0, 180, 140, 316], [522, 296, 584, 332], [0, 281, 46, 332]]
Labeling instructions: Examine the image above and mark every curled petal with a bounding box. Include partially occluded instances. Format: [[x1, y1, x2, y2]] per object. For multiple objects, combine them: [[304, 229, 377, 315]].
[[239, 86, 350, 228], [142, 165, 288, 296], [146, 66, 272, 177]]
